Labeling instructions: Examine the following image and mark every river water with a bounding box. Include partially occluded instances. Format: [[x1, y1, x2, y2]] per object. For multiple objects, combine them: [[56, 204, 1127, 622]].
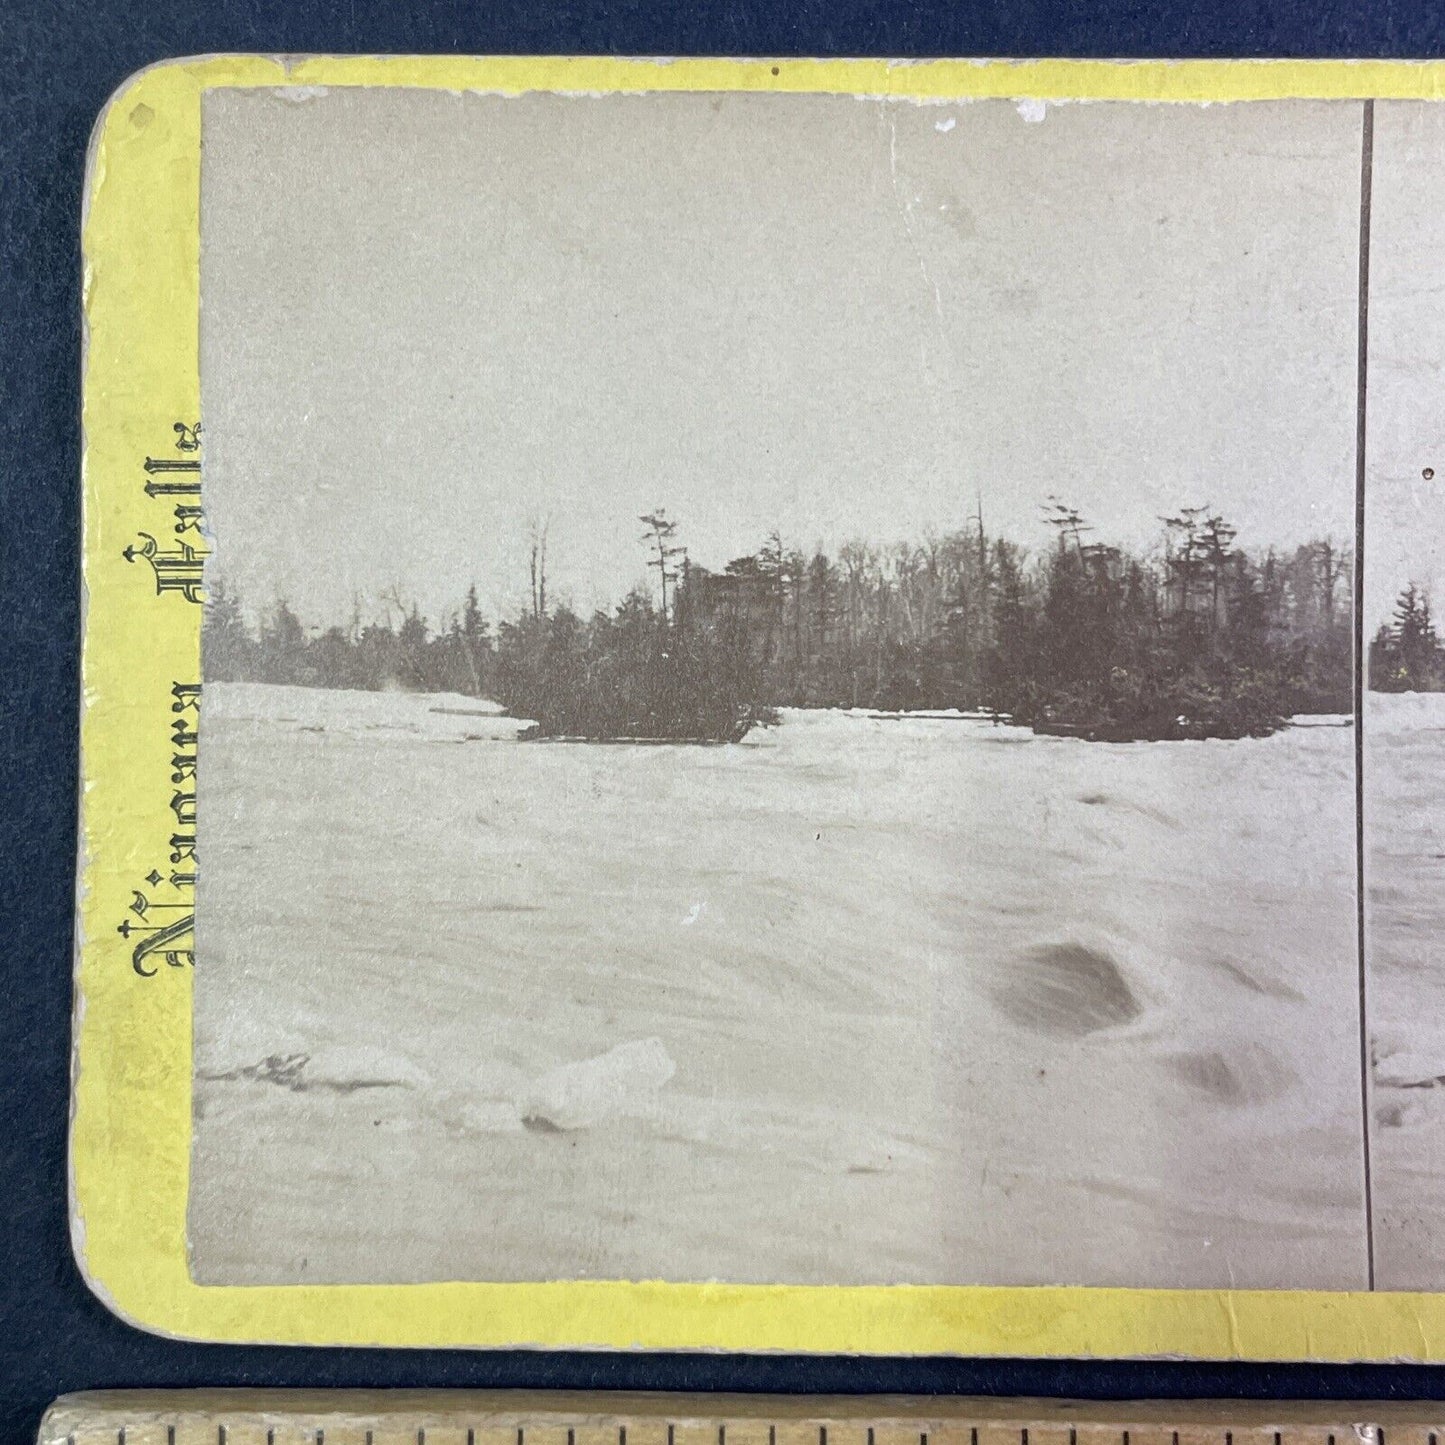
[[189, 682, 1367, 1289]]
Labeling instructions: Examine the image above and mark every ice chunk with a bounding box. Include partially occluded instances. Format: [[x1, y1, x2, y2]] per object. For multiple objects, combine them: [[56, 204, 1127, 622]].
[[519, 1038, 677, 1132], [1374, 1047, 1445, 1090]]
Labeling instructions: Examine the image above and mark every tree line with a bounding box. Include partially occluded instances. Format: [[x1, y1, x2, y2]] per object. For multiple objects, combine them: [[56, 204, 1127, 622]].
[[205, 500, 1355, 741], [1370, 582, 1445, 692]]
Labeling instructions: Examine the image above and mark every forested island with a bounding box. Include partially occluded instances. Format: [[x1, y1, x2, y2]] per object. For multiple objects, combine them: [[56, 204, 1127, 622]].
[[1369, 582, 1445, 692], [206, 501, 1354, 742]]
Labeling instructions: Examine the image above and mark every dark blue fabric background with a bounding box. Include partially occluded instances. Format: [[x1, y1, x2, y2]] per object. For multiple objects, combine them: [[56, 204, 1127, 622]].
[[6, 2, 1445, 1442]]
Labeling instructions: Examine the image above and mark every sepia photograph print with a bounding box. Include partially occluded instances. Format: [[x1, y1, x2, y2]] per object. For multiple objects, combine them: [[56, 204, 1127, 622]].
[[1362, 101, 1445, 1292], [190, 88, 1374, 1291]]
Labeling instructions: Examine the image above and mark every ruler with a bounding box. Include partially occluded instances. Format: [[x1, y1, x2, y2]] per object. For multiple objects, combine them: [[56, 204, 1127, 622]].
[[34, 1395, 1445, 1445]]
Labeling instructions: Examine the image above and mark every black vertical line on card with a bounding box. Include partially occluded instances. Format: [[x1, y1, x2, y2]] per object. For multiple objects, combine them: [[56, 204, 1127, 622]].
[[1355, 94, 1378, 1292], [220, 1427, 228, 1445]]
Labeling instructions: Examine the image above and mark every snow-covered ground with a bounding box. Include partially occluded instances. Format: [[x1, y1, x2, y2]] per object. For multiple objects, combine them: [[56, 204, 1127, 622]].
[[1366, 690, 1445, 1289], [189, 681, 1367, 1289]]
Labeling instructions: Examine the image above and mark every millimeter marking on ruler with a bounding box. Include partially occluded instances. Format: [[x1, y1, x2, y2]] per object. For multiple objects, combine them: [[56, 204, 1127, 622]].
[[34, 1392, 1445, 1445]]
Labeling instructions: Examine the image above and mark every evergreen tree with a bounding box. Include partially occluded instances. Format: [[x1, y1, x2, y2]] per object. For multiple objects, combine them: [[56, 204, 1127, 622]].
[[1372, 583, 1443, 691], [460, 582, 492, 695], [203, 577, 253, 681]]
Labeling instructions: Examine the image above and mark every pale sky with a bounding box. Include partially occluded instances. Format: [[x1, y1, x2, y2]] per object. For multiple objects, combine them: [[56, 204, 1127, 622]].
[[200, 88, 1367, 628], [1366, 102, 1445, 633]]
